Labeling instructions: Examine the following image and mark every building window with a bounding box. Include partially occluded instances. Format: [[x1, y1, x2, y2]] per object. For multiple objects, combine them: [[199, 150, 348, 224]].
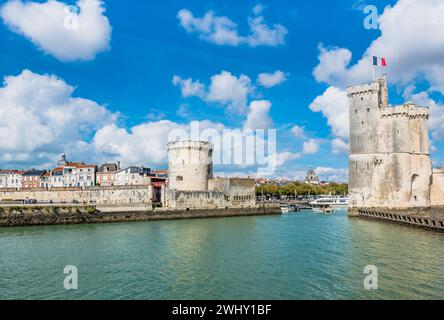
[[176, 176, 183, 181]]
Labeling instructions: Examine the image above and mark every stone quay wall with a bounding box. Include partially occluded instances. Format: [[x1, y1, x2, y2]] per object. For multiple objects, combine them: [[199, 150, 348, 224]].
[[0, 204, 281, 228], [349, 207, 444, 232], [0, 185, 154, 205]]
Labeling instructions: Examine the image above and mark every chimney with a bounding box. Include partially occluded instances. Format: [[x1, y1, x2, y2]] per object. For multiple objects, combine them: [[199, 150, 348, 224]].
[[117, 161, 121, 170]]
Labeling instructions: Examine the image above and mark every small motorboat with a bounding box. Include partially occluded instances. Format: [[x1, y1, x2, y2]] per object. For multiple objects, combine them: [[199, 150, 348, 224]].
[[312, 205, 335, 214], [281, 206, 291, 214], [281, 204, 300, 214]]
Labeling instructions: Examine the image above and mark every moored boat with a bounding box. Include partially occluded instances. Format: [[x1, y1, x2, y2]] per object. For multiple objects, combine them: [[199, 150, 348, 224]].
[[281, 204, 300, 214], [309, 196, 348, 208], [312, 205, 335, 214]]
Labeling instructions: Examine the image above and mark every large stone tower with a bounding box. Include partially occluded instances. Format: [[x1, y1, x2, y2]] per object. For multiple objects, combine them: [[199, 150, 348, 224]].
[[348, 76, 432, 210], [167, 140, 214, 191]]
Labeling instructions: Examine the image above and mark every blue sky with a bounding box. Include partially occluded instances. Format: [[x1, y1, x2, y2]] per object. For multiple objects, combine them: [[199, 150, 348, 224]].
[[0, 0, 443, 181]]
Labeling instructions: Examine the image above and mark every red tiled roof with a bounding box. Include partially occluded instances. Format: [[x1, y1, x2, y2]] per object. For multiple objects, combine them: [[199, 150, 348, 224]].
[[65, 162, 96, 168]]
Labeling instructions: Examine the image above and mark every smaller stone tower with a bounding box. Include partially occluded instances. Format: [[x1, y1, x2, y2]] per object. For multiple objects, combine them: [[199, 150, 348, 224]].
[[167, 140, 214, 191]]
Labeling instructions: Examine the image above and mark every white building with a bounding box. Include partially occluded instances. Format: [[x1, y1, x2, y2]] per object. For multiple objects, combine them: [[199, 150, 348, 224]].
[[113, 166, 152, 186], [49, 167, 64, 188], [62, 163, 97, 187], [46, 156, 97, 188], [0, 170, 23, 189]]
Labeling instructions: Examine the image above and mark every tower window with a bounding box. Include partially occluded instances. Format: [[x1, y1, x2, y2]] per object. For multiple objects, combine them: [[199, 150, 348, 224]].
[[367, 108, 370, 112], [361, 97, 364, 101]]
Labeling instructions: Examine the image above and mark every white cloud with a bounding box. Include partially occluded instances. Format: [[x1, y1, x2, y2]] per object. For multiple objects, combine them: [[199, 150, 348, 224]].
[[331, 138, 349, 155], [93, 121, 184, 165], [0, 71, 285, 175], [303, 139, 320, 154], [314, 167, 348, 183], [243, 100, 273, 130], [312, 0, 444, 93], [257, 70, 287, 88], [207, 71, 252, 114], [173, 71, 253, 115], [176, 104, 191, 118], [313, 45, 355, 87], [253, 4, 265, 16], [309, 86, 349, 140], [0, 69, 117, 166], [275, 151, 301, 167], [291, 125, 305, 138], [0, 0, 111, 62], [172, 75, 206, 99], [177, 7, 287, 47]]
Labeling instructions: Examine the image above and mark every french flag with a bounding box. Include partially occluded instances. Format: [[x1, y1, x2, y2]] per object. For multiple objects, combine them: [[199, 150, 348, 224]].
[[373, 56, 387, 67]]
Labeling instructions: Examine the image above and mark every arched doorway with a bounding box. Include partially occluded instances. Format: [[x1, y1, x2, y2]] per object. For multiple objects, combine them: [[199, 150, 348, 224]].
[[411, 174, 420, 203]]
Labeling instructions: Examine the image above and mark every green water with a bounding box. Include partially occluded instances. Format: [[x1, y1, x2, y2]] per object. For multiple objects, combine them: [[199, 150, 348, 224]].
[[0, 209, 443, 300]]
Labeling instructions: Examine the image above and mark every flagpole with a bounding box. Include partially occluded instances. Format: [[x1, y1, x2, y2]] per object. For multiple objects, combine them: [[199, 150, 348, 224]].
[[371, 57, 375, 81]]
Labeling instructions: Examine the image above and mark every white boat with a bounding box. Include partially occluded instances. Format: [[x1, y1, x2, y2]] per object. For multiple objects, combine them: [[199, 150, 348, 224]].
[[312, 206, 335, 214], [280, 204, 299, 214], [281, 206, 291, 214], [309, 196, 348, 208]]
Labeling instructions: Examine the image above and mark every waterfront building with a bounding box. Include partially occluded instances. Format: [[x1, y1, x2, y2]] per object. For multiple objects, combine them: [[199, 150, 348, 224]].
[[47, 155, 98, 188], [40, 172, 51, 189], [62, 163, 97, 187], [348, 76, 444, 209], [97, 163, 120, 186], [21, 170, 46, 189], [49, 167, 64, 188], [113, 166, 153, 186], [0, 170, 23, 189]]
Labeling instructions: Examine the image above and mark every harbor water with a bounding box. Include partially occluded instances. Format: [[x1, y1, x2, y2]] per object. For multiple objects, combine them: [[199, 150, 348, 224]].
[[1, 209, 443, 300]]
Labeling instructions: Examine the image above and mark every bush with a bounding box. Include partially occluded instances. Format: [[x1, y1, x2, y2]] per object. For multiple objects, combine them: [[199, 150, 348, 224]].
[[85, 207, 97, 214]]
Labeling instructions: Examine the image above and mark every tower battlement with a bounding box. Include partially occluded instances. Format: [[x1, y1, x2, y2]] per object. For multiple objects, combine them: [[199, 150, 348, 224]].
[[346, 82, 380, 96], [380, 104, 429, 119], [167, 140, 213, 151]]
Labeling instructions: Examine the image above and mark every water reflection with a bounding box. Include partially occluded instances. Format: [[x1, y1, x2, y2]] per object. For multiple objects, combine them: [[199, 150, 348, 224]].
[[0, 210, 443, 299]]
